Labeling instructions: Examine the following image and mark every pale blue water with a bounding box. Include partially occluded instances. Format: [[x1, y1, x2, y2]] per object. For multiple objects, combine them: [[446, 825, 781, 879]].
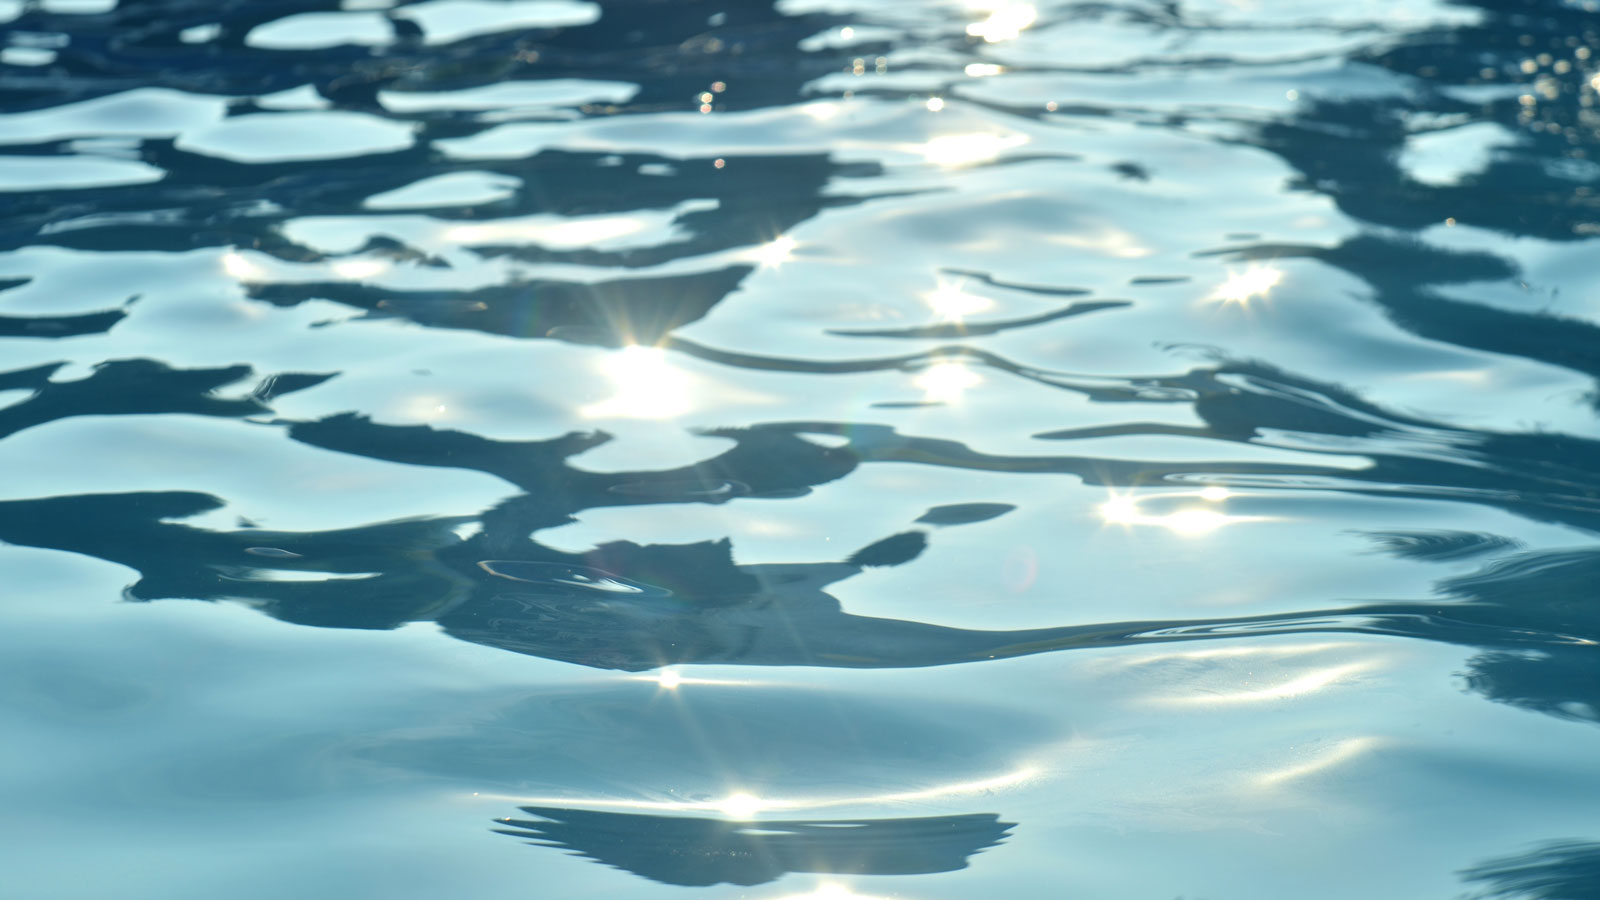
[[4, 1, 1600, 898]]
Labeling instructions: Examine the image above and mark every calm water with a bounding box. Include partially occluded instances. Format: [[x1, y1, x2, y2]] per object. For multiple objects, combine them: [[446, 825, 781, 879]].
[[4, 1, 1600, 897]]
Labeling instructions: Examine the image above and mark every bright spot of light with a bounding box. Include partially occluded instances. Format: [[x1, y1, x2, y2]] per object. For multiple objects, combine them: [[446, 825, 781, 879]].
[[919, 132, 1027, 167], [497, 764, 1038, 818], [926, 96, 945, 112], [656, 669, 682, 690], [718, 792, 764, 819], [777, 882, 894, 900], [965, 63, 1003, 77], [1098, 491, 1262, 536], [915, 361, 981, 402], [926, 281, 993, 320], [1199, 486, 1232, 502], [967, 3, 1037, 41], [802, 101, 841, 121], [221, 250, 266, 281], [1169, 662, 1375, 706], [400, 394, 453, 422], [580, 345, 693, 420], [331, 258, 388, 279], [1211, 266, 1282, 305], [1160, 508, 1230, 536], [1098, 494, 1142, 525], [750, 235, 798, 269]]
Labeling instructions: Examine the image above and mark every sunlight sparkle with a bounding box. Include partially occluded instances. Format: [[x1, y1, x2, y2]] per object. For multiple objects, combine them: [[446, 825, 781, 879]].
[[331, 258, 388, 279], [580, 345, 693, 420], [926, 282, 993, 320], [221, 250, 265, 281], [920, 133, 1027, 167], [967, 3, 1037, 41], [915, 361, 981, 402], [718, 792, 764, 818], [1211, 266, 1282, 305], [751, 235, 799, 268]]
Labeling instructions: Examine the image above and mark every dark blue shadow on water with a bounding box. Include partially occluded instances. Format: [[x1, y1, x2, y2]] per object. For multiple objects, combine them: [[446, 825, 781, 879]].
[[1462, 841, 1600, 900], [492, 807, 1013, 887]]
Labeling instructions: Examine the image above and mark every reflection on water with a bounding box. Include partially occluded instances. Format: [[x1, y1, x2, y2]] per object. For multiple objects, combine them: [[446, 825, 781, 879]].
[[4, 0, 1600, 896], [492, 807, 1013, 887], [1461, 840, 1600, 900]]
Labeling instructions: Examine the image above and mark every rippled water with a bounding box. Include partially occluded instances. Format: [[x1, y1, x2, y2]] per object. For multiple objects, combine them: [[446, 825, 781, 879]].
[[5, 1, 1600, 897]]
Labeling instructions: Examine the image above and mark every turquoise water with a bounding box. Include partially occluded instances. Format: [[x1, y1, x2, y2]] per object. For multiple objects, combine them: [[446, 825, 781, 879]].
[[4, 1, 1600, 897]]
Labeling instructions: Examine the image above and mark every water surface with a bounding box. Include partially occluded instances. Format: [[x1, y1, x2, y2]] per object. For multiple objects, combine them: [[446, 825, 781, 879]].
[[4, 0, 1600, 897]]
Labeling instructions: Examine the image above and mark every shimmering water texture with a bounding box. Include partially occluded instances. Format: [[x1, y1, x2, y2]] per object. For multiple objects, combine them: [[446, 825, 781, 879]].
[[4, 0, 1600, 898]]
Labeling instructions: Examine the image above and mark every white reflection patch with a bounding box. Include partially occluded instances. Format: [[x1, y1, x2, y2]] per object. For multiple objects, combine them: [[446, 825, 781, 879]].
[[330, 258, 389, 280], [1211, 266, 1282, 305], [1097, 489, 1266, 536], [221, 249, 267, 281], [967, 3, 1037, 42], [915, 361, 981, 403], [749, 235, 799, 269], [800, 101, 841, 121], [581, 346, 693, 420], [919, 133, 1027, 167], [926, 281, 993, 320]]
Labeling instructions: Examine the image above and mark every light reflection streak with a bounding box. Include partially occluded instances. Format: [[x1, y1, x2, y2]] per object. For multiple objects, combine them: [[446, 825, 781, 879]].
[[1155, 661, 1377, 706], [1049, 227, 1152, 258], [1110, 642, 1360, 666], [1254, 737, 1379, 787], [330, 258, 388, 279], [629, 668, 760, 690], [1097, 489, 1265, 536], [778, 883, 893, 900], [484, 765, 1039, 817], [580, 345, 693, 420]]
